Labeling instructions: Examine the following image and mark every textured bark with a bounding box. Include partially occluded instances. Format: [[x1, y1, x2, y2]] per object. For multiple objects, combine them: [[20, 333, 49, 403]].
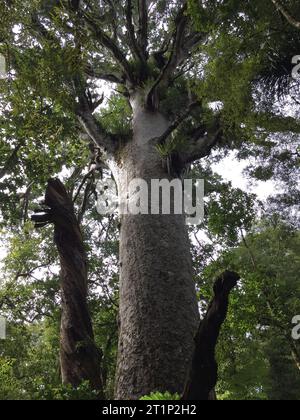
[[182, 271, 239, 401], [111, 106, 199, 399], [116, 212, 199, 399], [32, 179, 104, 396], [290, 339, 300, 372]]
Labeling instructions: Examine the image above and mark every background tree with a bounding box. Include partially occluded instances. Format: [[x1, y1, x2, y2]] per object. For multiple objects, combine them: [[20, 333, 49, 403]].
[[32, 179, 104, 396]]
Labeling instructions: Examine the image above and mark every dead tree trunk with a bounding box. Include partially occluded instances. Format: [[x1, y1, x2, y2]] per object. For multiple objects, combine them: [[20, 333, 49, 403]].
[[182, 270, 239, 401], [32, 178, 104, 396]]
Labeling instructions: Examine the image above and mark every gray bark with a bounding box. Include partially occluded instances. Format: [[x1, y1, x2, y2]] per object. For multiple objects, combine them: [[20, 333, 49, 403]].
[[111, 104, 199, 399]]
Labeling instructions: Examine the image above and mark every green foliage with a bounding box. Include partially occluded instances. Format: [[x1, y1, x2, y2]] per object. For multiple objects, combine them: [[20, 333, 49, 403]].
[[32, 381, 100, 401], [140, 392, 180, 401], [199, 219, 300, 400], [207, 186, 256, 246], [99, 94, 132, 138], [0, 357, 24, 400]]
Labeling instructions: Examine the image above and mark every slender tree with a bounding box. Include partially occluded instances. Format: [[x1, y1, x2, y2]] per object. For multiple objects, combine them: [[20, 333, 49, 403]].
[[32, 179, 104, 397]]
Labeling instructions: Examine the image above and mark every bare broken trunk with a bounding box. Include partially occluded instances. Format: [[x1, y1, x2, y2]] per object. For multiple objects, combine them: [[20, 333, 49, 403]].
[[111, 106, 199, 399], [32, 179, 104, 396], [182, 271, 239, 400]]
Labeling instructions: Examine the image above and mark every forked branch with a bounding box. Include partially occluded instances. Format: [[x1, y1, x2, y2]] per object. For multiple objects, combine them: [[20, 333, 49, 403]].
[[147, 3, 189, 107], [146, 2, 206, 108], [83, 12, 134, 83], [74, 81, 117, 155], [125, 0, 146, 63]]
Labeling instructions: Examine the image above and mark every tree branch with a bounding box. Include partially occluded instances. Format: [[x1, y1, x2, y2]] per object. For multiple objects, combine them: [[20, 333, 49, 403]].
[[77, 109, 117, 155], [155, 101, 201, 146], [72, 169, 95, 204], [78, 177, 94, 224], [137, 0, 149, 57], [181, 126, 223, 164], [182, 271, 239, 400], [146, 4, 206, 109], [271, 0, 300, 29], [100, 0, 125, 43], [75, 82, 117, 155], [125, 0, 146, 63], [83, 12, 134, 83], [147, 3, 189, 107], [85, 64, 124, 85]]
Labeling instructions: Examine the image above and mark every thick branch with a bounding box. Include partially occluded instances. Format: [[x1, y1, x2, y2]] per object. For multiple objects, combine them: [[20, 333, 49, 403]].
[[182, 271, 240, 401], [75, 85, 117, 154], [83, 12, 134, 83], [272, 0, 300, 29], [77, 111, 116, 154], [125, 0, 146, 63], [155, 101, 200, 146], [147, 3, 189, 107], [77, 109, 117, 155], [85, 64, 124, 85], [137, 0, 149, 57], [181, 126, 223, 164]]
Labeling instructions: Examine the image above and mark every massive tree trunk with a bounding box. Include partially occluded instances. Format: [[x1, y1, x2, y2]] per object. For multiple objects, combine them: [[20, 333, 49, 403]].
[[116, 212, 198, 399], [111, 105, 199, 399], [182, 271, 239, 401], [32, 179, 104, 396], [71, 3, 223, 398]]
